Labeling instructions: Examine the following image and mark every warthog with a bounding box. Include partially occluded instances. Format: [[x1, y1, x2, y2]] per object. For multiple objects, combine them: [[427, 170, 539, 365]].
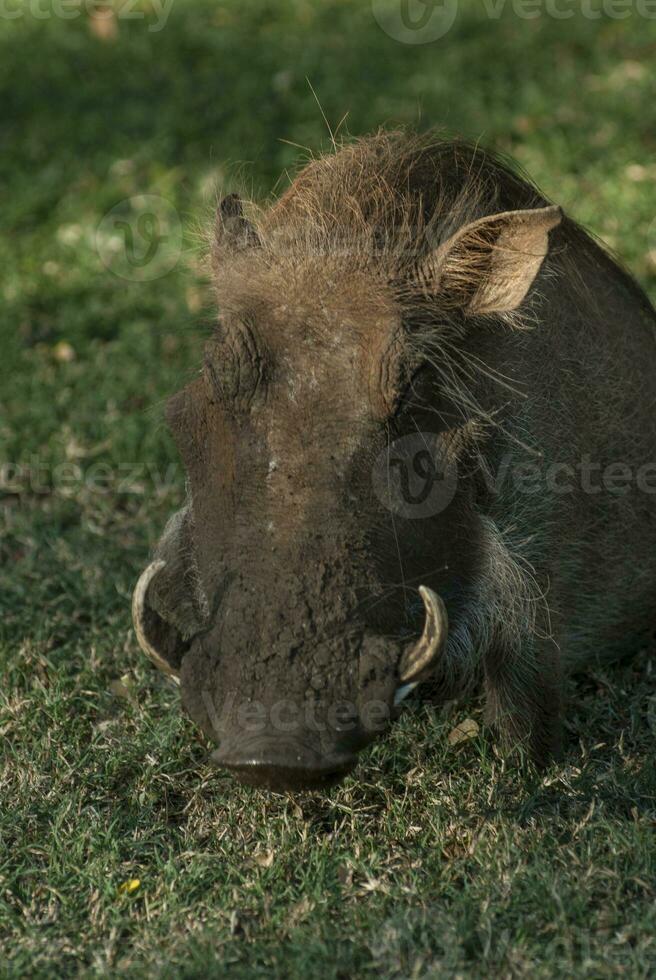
[[133, 131, 656, 791]]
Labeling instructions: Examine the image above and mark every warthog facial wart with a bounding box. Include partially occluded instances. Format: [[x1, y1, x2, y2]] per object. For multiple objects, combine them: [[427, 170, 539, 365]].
[[132, 131, 656, 792]]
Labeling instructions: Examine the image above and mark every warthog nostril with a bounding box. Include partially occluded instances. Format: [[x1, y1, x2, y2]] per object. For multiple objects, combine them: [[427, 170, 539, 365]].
[[221, 760, 354, 791], [212, 740, 356, 791]]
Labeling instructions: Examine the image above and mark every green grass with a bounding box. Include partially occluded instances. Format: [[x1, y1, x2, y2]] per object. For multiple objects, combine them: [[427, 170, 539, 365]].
[[1, 1, 655, 976]]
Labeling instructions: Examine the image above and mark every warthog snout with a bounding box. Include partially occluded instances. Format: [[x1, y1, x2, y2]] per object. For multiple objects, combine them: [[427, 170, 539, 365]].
[[133, 560, 448, 791], [212, 735, 358, 791]]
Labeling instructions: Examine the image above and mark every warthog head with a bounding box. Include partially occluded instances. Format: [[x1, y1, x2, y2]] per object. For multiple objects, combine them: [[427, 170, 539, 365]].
[[133, 134, 561, 790]]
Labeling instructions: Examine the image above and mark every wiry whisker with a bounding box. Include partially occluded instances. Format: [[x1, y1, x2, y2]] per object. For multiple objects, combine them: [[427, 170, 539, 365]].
[[358, 562, 451, 615], [385, 422, 407, 614]]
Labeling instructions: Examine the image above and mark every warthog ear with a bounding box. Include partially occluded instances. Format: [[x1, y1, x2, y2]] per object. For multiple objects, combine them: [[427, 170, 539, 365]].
[[416, 205, 562, 315], [214, 193, 260, 253]]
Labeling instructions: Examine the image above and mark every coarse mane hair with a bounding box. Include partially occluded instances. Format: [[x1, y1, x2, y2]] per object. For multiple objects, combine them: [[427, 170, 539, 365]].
[[212, 129, 547, 316], [211, 127, 649, 319]]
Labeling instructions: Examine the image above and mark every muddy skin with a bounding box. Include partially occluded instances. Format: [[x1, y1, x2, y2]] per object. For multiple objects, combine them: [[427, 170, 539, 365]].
[[161, 371, 466, 791], [133, 131, 656, 792]]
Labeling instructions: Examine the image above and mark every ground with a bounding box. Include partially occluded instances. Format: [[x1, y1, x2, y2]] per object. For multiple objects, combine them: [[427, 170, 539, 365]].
[[1, 2, 655, 977]]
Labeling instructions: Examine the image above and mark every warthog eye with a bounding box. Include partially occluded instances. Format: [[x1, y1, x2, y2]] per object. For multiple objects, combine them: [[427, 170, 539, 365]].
[[204, 324, 265, 410], [371, 329, 422, 420]]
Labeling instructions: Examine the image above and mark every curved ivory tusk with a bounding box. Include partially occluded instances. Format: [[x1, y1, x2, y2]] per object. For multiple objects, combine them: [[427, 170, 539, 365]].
[[398, 586, 448, 683], [132, 560, 180, 682], [394, 681, 418, 706]]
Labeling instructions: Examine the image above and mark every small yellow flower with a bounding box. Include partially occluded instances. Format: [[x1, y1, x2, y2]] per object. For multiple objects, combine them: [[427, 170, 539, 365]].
[[117, 879, 141, 896]]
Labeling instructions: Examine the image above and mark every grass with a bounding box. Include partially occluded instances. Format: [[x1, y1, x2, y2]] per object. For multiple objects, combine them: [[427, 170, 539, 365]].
[[1, 1, 655, 976]]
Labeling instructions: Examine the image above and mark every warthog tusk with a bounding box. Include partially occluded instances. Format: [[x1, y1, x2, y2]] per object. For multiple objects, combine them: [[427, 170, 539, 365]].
[[398, 585, 448, 684], [132, 560, 180, 682], [394, 682, 418, 706]]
